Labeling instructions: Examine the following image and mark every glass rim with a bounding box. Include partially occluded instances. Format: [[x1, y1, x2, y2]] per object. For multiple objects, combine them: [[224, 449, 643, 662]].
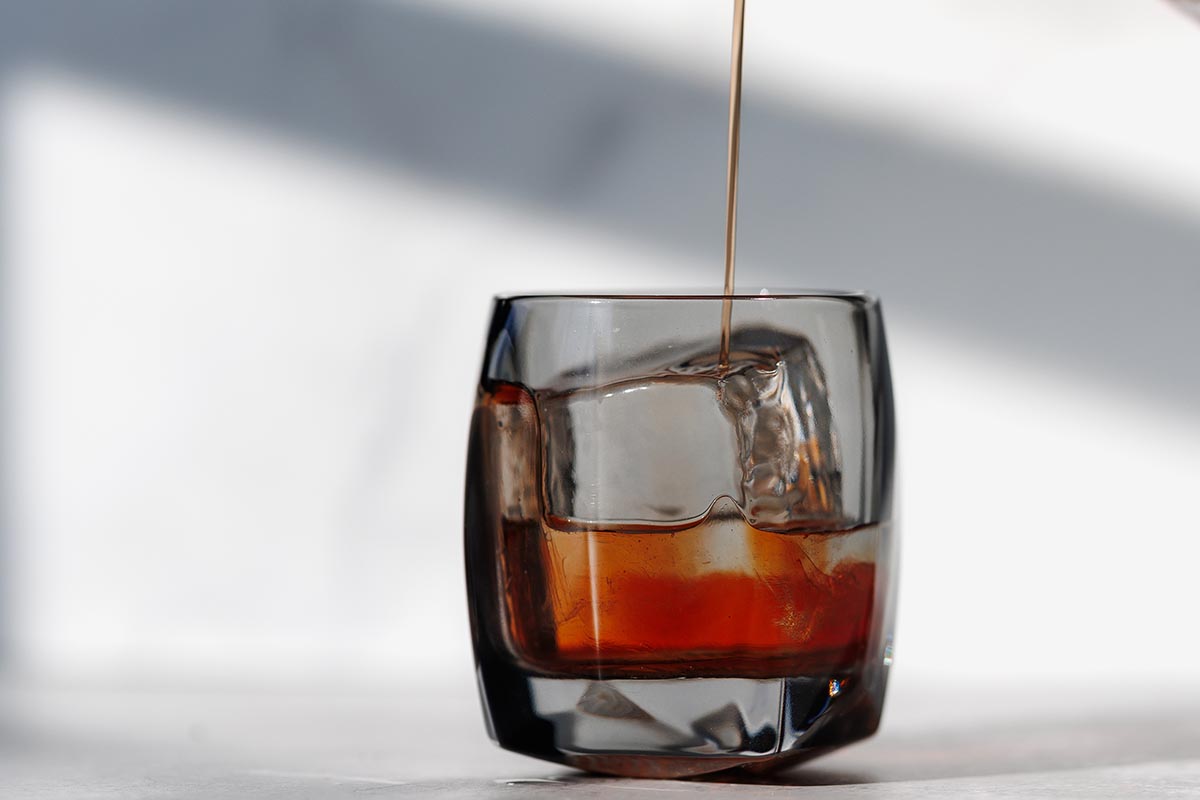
[[497, 289, 878, 303]]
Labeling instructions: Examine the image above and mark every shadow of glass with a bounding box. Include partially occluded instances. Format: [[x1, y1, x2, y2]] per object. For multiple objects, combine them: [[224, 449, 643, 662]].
[[499, 702, 1200, 789], [700, 707, 1200, 786]]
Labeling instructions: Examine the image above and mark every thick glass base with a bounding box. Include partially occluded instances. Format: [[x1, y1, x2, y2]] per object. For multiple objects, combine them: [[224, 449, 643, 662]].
[[477, 667, 886, 779]]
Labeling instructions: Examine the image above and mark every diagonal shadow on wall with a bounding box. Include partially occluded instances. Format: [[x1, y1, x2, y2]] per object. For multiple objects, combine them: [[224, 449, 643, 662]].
[[0, 0, 1196, 412]]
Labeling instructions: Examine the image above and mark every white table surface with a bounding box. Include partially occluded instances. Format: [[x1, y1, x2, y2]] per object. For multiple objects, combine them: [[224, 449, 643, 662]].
[[3, 676, 1199, 798]]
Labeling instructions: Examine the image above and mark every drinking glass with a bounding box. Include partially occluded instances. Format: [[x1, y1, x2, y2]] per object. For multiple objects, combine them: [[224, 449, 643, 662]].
[[464, 293, 896, 778]]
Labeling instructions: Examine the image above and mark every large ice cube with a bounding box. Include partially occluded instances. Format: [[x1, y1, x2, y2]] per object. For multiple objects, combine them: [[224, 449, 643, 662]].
[[540, 371, 738, 526], [538, 334, 842, 529]]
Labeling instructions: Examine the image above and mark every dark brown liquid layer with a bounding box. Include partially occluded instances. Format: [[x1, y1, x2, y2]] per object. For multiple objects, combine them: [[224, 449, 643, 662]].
[[502, 517, 878, 678]]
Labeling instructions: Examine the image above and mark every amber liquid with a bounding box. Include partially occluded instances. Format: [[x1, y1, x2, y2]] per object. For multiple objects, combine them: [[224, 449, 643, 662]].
[[502, 517, 878, 679]]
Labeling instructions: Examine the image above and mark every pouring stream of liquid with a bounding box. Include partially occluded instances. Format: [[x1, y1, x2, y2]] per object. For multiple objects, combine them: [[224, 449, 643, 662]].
[[719, 0, 746, 370]]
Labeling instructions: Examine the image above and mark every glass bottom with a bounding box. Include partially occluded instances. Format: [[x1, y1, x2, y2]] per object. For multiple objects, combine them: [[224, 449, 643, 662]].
[[477, 668, 886, 779]]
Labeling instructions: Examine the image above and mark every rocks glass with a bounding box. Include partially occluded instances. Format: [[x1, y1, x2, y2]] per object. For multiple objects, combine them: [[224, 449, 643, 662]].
[[465, 293, 896, 778]]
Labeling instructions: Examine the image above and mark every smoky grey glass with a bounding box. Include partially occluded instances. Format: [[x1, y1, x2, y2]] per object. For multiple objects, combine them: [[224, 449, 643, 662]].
[[465, 293, 896, 778]]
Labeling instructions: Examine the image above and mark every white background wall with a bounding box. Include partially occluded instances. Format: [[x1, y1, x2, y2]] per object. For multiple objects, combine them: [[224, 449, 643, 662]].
[[3, 0, 1199, 692]]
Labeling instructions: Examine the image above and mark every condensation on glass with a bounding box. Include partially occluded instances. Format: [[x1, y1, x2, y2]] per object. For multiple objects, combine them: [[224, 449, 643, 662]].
[[465, 294, 896, 778]]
